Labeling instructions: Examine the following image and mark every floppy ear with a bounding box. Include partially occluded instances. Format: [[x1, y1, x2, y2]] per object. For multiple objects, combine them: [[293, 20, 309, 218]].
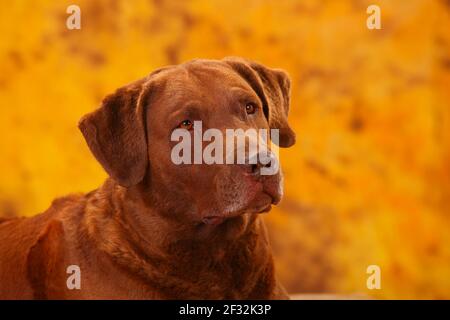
[[78, 78, 150, 187], [223, 57, 296, 148]]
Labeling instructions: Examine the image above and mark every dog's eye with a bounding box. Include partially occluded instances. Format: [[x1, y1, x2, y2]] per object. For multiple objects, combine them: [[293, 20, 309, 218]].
[[245, 103, 257, 115], [178, 119, 193, 130]]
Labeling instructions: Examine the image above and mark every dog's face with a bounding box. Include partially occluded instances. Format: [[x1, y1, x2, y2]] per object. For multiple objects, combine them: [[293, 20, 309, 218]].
[[79, 57, 295, 237]]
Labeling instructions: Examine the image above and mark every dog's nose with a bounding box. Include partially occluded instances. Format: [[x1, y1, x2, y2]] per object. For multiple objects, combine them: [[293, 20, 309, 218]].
[[246, 151, 278, 176]]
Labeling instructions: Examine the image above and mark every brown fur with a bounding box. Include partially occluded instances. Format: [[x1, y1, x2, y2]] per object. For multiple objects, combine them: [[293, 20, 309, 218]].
[[0, 57, 294, 299]]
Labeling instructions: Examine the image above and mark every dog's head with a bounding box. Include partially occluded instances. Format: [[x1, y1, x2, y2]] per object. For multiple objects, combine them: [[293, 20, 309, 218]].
[[79, 57, 295, 237]]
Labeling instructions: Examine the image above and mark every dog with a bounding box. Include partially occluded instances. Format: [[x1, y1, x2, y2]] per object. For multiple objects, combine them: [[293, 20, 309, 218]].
[[0, 57, 296, 299]]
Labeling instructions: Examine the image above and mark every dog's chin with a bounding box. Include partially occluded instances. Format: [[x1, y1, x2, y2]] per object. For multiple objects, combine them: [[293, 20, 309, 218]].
[[203, 193, 273, 224], [193, 192, 273, 241], [193, 174, 282, 240], [195, 213, 252, 241]]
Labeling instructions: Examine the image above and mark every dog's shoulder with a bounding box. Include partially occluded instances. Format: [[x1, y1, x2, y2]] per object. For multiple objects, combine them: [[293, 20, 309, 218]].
[[26, 218, 67, 299], [24, 192, 91, 299], [47, 193, 87, 215], [0, 191, 91, 299]]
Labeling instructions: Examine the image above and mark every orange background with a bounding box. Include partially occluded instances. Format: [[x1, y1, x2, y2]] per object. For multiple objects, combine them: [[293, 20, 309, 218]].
[[0, 0, 449, 298]]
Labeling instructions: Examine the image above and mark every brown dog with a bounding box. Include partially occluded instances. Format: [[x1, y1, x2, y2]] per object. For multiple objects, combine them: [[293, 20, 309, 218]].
[[0, 57, 295, 299]]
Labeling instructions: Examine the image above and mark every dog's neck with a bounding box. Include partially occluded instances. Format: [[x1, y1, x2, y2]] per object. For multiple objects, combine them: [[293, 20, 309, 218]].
[[81, 179, 276, 299]]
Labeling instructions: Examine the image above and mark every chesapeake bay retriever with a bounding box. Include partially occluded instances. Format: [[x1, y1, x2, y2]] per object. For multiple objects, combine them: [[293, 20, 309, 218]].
[[0, 57, 295, 299]]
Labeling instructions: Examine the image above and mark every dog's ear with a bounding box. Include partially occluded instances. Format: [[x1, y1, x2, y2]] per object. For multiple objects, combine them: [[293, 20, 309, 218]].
[[223, 57, 296, 147], [78, 78, 150, 187]]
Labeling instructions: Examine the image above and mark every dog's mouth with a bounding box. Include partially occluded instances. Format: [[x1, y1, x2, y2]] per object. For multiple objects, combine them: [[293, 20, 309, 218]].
[[202, 195, 273, 226], [199, 170, 282, 227]]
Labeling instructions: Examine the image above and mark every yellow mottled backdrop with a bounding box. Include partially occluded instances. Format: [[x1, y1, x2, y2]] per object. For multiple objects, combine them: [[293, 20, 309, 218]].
[[1, 0, 449, 299]]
